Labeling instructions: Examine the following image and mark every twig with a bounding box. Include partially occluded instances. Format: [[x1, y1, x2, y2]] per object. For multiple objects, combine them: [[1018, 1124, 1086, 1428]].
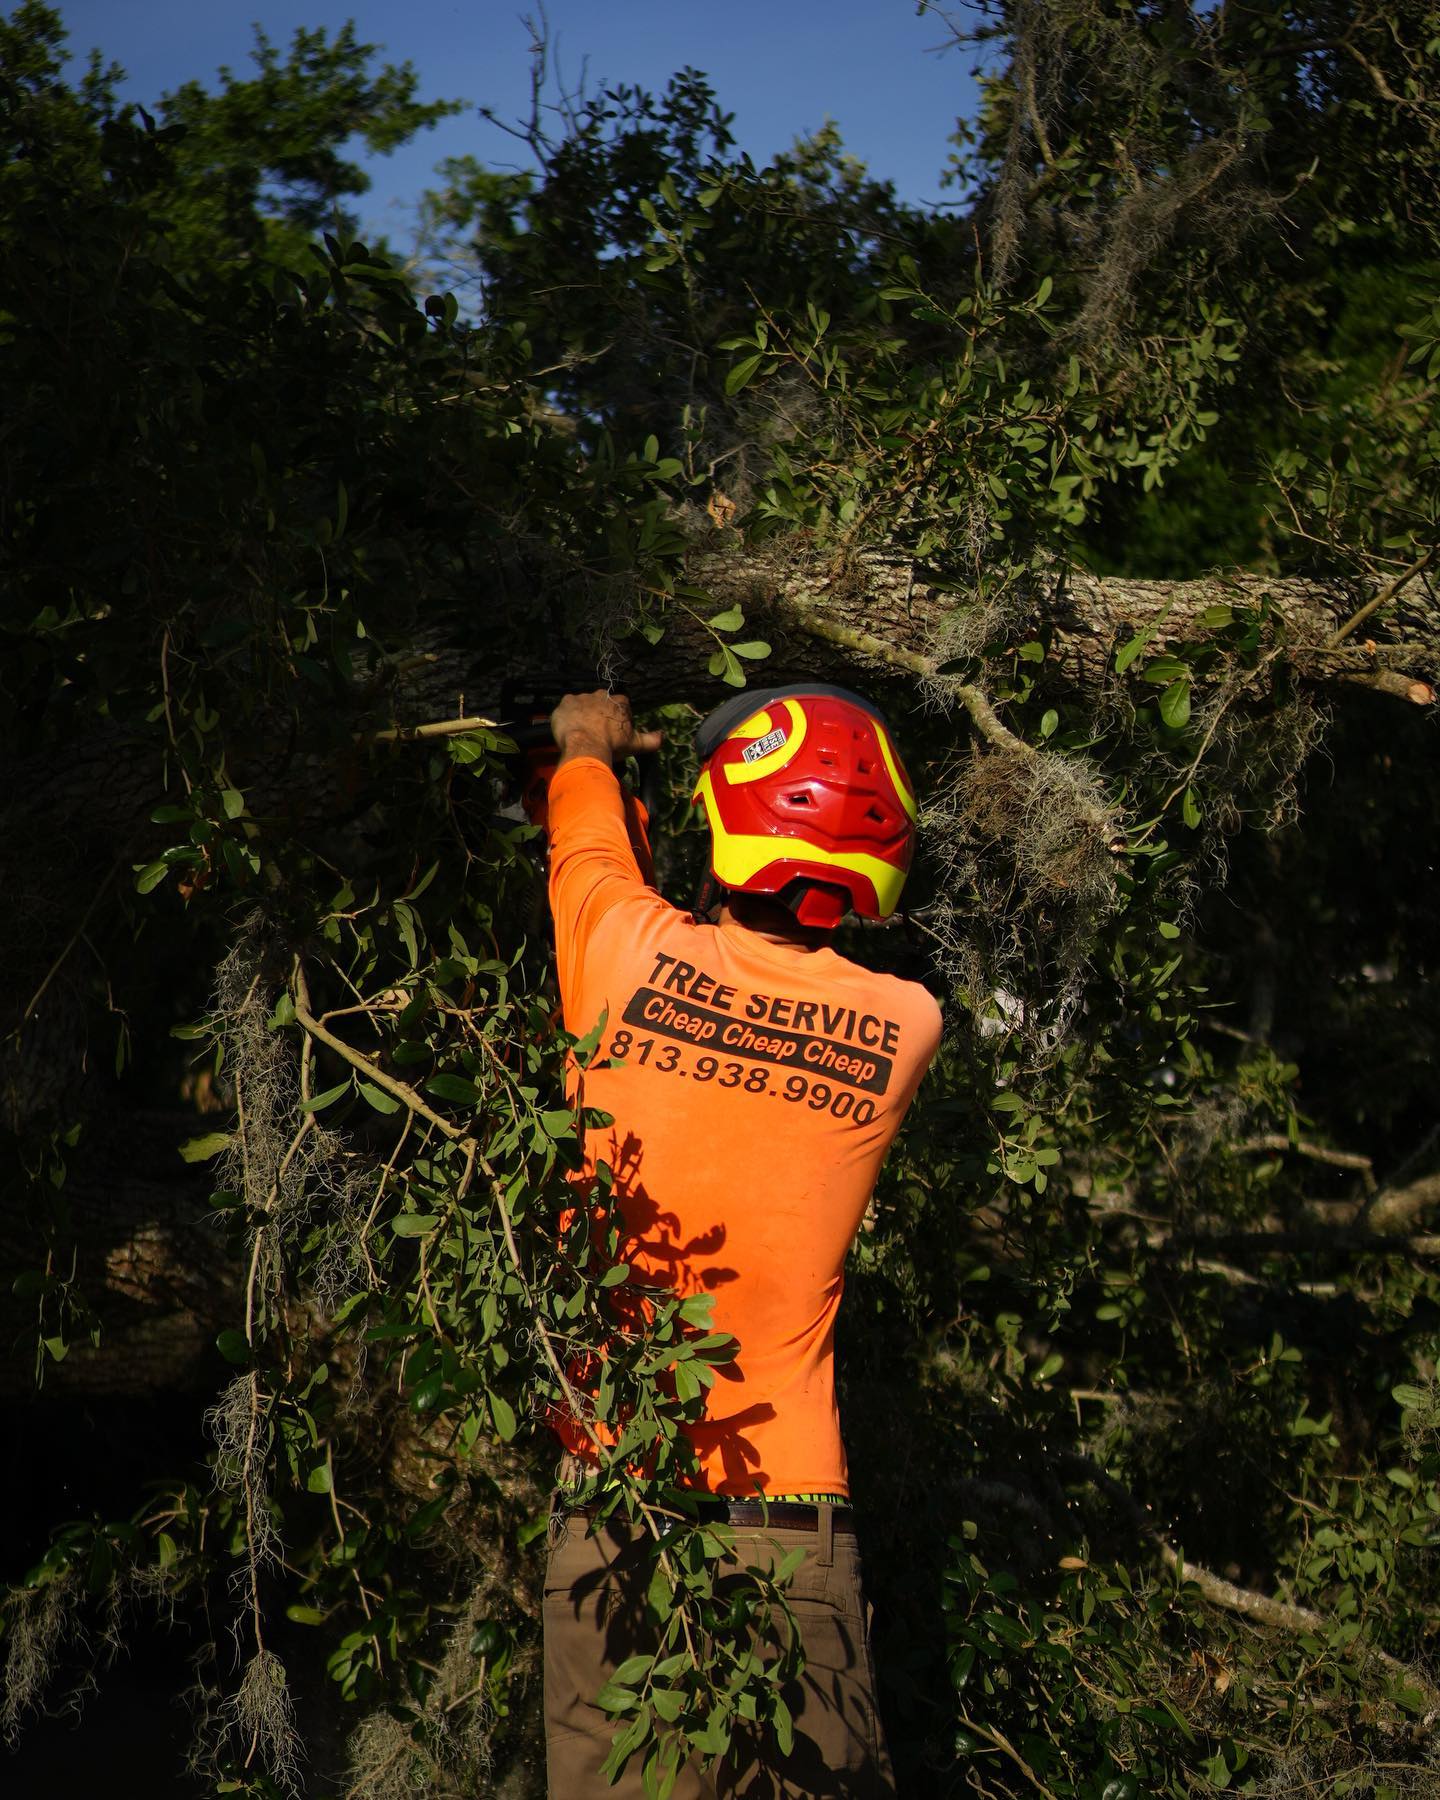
[[368, 714, 502, 745], [160, 626, 195, 796], [291, 990, 460, 1139], [957, 1709, 1061, 1800], [1326, 550, 1435, 649], [790, 609, 932, 677], [12, 861, 121, 1038]]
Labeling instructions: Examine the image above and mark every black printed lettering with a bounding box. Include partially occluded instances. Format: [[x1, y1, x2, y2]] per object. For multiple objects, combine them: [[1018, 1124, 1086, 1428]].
[[621, 988, 892, 1093], [791, 1000, 819, 1032], [662, 959, 696, 995], [648, 951, 677, 985], [745, 992, 768, 1021]]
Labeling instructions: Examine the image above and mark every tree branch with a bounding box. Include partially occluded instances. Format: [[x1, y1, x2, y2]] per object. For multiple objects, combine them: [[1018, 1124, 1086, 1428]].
[[1068, 1457, 1440, 1707], [1237, 1135, 1377, 1190], [1326, 549, 1435, 648], [368, 714, 502, 745], [1367, 1172, 1440, 1236]]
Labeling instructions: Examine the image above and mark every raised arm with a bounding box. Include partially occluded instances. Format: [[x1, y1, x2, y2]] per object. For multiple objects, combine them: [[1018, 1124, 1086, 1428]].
[[545, 692, 665, 1009]]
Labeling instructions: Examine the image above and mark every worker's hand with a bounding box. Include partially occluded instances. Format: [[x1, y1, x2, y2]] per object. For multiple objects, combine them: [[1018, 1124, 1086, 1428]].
[[550, 690, 663, 768]]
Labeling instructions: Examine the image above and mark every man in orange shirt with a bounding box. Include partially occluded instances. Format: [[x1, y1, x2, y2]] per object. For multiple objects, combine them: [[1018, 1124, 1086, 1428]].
[[539, 685, 941, 1798]]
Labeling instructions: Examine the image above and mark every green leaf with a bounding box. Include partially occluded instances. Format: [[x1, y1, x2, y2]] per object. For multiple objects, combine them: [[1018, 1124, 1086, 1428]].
[[286, 1604, 327, 1625], [490, 1392, 518, 1440], [393, 900, 419, 968], [594, 1681, 639, 1714], [706, 605, 745, 631], [1039, 708, 1059, 738], [724, 352, 763, 396], [220, 788, 244, 820], [1182, 786, 1202, 828], [600, 1263, 631, 1287], [1393, 1383, 1429, 1409], [1114, 605, 1173, 674], [390, 1213, 439, 1237], [300, 1079, 352, 1113], [730, 640, 771, 660], [178, 1131, 232, 1163], [426, 1074, 482, 1105], [358, 1080, 401, 1114], [707, 644, 746, 687], [133, 860, 170, 895], [400, 861, 439, 903], [1158, 679, 1192, 730], [216, 1328, 252, 1365]]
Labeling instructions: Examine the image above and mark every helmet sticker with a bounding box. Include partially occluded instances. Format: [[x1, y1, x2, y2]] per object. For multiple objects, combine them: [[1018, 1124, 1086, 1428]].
[[741, 727, 787, 762]]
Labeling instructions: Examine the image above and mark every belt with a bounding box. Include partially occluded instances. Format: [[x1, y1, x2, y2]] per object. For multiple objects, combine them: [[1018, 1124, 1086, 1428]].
[[564, 1496, 855, 1533]]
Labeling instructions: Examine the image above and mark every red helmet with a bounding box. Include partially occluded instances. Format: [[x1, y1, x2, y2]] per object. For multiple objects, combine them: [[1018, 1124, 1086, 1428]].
[[692, 684, 918, 928]]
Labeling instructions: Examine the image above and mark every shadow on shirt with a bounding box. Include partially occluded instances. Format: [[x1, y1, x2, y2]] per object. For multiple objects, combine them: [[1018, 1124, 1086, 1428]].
[[596, 1129, 778, 1493]]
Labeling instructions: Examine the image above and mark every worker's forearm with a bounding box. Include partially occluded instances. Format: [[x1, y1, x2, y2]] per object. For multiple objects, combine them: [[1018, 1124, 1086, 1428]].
[[556, 730, 616, 769]]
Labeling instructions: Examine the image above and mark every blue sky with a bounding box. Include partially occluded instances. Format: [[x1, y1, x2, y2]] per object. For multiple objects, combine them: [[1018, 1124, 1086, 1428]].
[[55, 1, 981, 240]]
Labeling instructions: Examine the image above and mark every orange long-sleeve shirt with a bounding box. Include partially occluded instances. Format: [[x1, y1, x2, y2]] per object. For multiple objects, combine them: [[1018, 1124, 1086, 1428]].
[[547, 756, 941, 1497]]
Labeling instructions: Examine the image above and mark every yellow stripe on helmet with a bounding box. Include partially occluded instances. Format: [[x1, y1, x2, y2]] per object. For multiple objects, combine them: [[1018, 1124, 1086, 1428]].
[[874, 721, 918, 823], [728, 708, 774, 740], [694, 769, 909, 917], [722, 698, 808, 786]]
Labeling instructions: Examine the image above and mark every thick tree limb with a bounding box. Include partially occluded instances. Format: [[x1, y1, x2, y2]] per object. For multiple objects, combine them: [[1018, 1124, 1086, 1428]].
[[1237, 1136, 1378, 1191], [646, 549, 1440, 708], [1367, 1172, 1440, 1235]]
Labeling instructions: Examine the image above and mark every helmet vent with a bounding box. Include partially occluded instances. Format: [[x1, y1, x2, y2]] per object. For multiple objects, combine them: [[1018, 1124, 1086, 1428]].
[[864, 804, 886, 823], [785, 791, 813, 806], [857, 757, 873, 773]]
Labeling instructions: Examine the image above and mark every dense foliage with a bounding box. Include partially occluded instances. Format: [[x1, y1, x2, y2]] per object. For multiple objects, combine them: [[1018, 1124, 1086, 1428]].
[[2, 3, 1438, 1795]]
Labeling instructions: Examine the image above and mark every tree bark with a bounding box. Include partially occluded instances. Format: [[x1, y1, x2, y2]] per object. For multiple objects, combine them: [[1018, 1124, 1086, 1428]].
[[608, 548, 1439, 707]]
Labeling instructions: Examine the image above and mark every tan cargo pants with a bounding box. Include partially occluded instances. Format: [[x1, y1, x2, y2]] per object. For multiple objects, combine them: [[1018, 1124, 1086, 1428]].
[[542, 1501, 897, 1798]]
